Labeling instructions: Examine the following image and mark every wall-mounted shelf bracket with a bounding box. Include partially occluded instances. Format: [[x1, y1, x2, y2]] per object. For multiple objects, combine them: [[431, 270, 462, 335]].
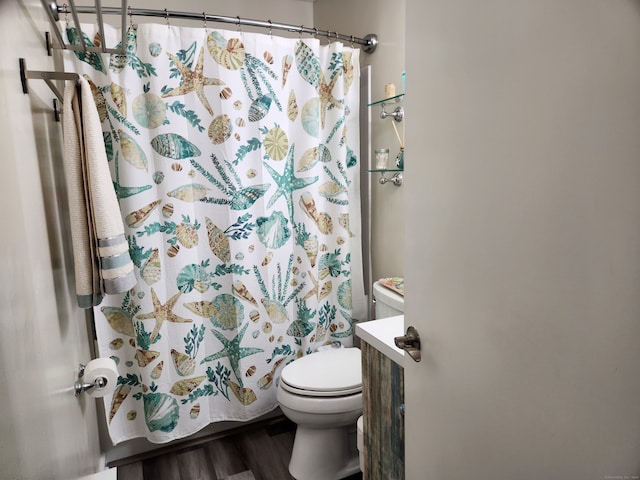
[[379, 171, 403, 186], [380, 103, 404, 122]]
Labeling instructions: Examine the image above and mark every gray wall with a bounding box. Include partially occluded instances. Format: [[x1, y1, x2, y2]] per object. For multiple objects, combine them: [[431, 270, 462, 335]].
[[1, 0, 103, 478], [88, 0, 314, 31], [315, 0, 406, 284]]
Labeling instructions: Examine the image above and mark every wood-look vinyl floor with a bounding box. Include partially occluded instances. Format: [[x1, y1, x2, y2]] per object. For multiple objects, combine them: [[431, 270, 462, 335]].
[[117, 417, 363, 480]]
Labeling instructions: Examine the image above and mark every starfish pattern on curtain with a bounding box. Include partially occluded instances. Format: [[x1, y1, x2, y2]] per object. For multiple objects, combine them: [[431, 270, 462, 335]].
[[63, 21, 363, 445]]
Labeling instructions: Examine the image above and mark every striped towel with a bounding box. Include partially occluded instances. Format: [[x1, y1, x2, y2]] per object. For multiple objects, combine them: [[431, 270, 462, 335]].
[[62, 77, 136, 308]]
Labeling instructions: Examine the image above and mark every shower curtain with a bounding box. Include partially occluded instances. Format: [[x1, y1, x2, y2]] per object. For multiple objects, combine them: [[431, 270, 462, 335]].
[[63, 21, 364, 444]]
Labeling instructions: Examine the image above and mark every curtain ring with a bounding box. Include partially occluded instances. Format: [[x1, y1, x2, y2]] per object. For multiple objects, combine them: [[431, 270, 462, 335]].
[[299, 25, 304, 39], [236, 16, 241, 31], [313, 27, 318, 39], [63, 3, 69, 24], [268, 19, 273, 37], [164, 8, 170, 27], [203, 12, 207, 32], [350, 35, 355, 48], [128, 5, 133, 27]]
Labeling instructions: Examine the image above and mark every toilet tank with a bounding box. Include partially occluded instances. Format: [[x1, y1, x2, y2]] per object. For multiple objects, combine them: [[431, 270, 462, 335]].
[[373, 280, 404, 319]]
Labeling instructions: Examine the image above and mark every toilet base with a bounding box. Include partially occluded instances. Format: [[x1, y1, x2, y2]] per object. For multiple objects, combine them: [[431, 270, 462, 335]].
[[288, 425, 360, 480]]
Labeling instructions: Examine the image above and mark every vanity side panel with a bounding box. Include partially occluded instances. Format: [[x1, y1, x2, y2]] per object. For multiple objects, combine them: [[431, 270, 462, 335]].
[[362, 341, 405, 480]]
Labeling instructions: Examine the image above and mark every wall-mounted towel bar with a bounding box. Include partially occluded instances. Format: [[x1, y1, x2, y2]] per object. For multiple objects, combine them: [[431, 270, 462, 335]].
[[19, 58, 78, 121], [19, 58, 78, 101]]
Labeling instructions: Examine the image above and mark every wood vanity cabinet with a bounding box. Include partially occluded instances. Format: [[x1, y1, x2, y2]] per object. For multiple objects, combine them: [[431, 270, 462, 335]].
[[361, 340, 404, 480]]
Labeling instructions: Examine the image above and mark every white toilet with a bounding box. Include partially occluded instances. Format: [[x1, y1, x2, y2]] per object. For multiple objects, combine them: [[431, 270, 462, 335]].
[[373, 279, 404, 319], [277, 280, 404, 480], [277, 346, 362, 480]]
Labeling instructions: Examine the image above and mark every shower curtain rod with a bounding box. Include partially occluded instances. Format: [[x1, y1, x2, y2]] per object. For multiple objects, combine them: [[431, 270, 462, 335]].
[[23, 0, 377, 121], [45, 1, 378, 54]]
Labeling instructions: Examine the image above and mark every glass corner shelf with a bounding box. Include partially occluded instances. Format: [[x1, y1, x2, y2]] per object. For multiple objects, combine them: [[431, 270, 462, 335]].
[[367, 93, 405, 107]]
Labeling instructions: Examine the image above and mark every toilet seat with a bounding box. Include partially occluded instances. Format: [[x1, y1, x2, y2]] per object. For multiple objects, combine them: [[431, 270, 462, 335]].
[[280, 381, 362, 397], [280, 347, 362, 397]]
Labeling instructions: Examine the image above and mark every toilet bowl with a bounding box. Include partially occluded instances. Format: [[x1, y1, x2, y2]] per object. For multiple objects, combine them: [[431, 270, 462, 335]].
[[277, 347, 362, 480]]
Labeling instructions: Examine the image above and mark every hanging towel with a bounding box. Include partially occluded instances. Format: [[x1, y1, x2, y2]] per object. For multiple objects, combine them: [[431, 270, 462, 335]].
[[62, 77, 136, 308]]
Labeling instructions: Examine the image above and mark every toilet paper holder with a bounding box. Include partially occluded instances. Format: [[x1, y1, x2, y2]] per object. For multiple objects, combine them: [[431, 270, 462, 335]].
[[74, 363, 108, 397]]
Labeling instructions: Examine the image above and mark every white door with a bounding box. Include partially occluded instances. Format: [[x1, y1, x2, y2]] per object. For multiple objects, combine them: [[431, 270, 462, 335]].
[[404, 1, 640, 478]]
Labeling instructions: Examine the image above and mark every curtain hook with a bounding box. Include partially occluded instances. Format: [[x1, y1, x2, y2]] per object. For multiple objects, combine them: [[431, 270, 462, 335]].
[[299, 25, 304, 39], [350, 35, 355, 48], [203, 12, 207, 32], [63, 3, 69, 24], [268, 19, 273, 37], [313, 27, 318, 39], [128, 5, 133, 27], [164, 8, 170, 27], [236, 16, 241, 32]]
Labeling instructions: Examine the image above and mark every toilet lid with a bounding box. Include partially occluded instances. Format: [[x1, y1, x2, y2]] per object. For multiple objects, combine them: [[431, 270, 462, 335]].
[[280, 347, 362, 396]]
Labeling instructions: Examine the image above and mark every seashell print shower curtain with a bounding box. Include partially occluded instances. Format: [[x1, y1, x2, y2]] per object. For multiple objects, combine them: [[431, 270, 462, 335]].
[[63, 21, 365, 444]]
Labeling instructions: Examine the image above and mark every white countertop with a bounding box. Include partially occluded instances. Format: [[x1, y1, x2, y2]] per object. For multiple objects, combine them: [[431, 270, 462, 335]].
[[356, 315, 405, 366]]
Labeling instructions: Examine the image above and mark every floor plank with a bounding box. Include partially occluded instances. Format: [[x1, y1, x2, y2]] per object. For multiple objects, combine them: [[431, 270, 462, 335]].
[[176, 447, 216, 480], [232, 428, 294, 480], [117, 461, 143, 480], [269, 431, 295, 474], [204, 436, 249, 479], [142, 451, 181, 480], [221, 472, 256, 480]]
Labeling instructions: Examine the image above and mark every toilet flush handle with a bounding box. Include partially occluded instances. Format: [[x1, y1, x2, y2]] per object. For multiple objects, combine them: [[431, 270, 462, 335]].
[[394, 326, 421, 362]]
